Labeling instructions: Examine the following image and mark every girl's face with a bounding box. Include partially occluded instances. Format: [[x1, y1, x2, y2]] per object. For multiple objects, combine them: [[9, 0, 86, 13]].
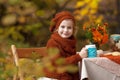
[[57, 19, 74, 38]]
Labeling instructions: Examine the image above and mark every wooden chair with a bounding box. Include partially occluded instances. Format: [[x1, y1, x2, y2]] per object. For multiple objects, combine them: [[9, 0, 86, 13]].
[[11, 45, 47, 80]]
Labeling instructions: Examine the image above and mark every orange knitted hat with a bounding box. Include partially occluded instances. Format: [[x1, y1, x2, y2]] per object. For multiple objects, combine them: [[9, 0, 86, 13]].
[[49, 11, 75, 32]]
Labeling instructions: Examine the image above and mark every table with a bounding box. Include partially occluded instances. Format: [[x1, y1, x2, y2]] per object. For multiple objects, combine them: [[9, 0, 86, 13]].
[[79, 57, 120, 80]]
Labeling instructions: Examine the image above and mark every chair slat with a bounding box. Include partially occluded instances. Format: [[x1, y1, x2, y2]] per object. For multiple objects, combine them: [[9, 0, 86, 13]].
[[16, 47, 47, 58]]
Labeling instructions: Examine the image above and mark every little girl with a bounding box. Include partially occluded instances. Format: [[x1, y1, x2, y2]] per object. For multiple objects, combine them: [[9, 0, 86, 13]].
[[44, 11, 87, 80]]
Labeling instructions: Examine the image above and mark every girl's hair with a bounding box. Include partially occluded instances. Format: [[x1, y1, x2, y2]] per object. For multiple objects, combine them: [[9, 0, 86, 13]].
[[49, 11, 76, 34]]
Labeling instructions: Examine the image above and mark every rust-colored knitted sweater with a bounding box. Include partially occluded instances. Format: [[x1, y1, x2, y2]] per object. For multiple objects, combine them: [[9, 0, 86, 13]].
[[45, 33, 82, 80]]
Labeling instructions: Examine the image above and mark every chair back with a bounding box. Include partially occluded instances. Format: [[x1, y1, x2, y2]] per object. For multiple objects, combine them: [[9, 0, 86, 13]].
[[11, 45, 47, 80]]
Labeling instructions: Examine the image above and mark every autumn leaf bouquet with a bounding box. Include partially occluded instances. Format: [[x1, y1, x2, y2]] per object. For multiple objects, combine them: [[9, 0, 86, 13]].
[[83, 22, 109, 49]]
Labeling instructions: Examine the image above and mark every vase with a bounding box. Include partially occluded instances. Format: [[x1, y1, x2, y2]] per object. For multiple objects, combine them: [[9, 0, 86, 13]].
[[95, 43, 100, 50]]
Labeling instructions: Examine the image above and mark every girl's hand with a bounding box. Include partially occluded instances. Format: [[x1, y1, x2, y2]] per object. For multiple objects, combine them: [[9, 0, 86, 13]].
[[79, 47, 88, 58]]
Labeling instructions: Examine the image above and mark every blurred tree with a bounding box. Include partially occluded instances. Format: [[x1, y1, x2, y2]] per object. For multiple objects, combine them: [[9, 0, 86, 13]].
[[98, 0, 120, 34], [116, 0, 120, 34], [0, 0, 77, 47], [74, 0, 120, 34]]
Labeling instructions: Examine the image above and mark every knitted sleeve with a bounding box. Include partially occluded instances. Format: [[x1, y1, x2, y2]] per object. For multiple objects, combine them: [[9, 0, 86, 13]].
[[46, 38, 82, 64], [65, 54, 82, 64]]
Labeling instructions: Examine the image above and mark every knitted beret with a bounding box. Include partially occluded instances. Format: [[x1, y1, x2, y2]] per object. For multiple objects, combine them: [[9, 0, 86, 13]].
[[49, 11, 75, 32]]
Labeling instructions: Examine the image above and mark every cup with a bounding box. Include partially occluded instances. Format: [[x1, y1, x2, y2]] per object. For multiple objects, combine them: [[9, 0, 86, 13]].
[[85, 44, 97, 58]]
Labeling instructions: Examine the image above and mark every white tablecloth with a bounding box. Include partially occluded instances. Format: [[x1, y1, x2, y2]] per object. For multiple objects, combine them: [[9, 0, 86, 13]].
[[80, 57, 120, 80]]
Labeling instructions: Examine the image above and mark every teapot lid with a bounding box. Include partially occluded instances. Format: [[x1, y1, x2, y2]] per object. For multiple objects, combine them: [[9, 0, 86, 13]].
[[110, 34, 120, 41]]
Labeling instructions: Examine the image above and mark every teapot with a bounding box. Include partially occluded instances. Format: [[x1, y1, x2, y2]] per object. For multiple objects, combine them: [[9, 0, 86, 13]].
[[110, 34, 120, 51]]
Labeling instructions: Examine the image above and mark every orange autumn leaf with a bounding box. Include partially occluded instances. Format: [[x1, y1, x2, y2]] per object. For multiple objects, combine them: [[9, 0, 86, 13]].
[[92, 31, 102, 44], [102, 33, 108, 44]]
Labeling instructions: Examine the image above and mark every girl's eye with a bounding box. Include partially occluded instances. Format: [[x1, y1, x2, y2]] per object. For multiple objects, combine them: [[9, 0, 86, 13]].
[[61, 26, 65, 28], [68, 26, 72, 29]]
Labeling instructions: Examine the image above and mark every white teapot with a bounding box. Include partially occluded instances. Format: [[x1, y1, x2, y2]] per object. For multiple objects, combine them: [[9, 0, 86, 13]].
[[110, 34, 120, 50]]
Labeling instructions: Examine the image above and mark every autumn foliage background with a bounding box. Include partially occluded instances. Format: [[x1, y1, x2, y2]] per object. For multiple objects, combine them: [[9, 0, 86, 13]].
[[0, 0, 120, 79]]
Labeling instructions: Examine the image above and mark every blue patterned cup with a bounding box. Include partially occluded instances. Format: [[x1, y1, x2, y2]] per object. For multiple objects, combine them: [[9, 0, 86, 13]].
[[86, 44, 97, 58]]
